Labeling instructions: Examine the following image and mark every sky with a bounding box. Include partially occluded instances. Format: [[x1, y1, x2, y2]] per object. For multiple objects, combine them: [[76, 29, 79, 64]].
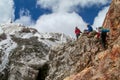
[[0, 0, 112, 38]]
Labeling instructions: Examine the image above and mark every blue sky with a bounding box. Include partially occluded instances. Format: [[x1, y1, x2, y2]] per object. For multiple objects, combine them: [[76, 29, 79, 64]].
[[13, 0, 110, 25], [14, 0, 52, 21], [0, 0, 112, 37]]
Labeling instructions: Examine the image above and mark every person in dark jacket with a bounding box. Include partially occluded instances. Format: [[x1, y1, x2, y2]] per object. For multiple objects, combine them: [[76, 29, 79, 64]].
[[99, 27, 110, 49], [87, 24, 93, 33], [75, 27, 81, 39]]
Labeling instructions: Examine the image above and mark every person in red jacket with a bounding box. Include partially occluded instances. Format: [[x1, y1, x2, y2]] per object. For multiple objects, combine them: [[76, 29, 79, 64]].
[[75, 27, 81, 39]]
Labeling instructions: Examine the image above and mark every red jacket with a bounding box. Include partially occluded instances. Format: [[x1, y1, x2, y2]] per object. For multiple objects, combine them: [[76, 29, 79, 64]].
[[75, 28, 81, 34], [96, 32, 100, 38]]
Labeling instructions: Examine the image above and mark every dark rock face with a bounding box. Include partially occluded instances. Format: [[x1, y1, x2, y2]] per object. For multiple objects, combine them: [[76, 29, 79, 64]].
[[36, 63, 49, 80], [0, 68, 9, 80], [0, 33, 7, 41]]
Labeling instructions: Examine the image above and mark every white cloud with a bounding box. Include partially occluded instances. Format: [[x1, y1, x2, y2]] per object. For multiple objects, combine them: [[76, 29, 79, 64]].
[[14, 9, 34, 26], [0, 0, 14, 23], [0, 0, 111, 39], [14, 6, 87, 38], [37, 0, 111, 12], [15, 16, 34, 26], [34, 12, 86, 38], [92, 6, 109, 29], [34, 0, 111, 38]]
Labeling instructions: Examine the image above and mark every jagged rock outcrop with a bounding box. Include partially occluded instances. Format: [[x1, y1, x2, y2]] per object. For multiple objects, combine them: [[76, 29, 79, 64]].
[[45, 33, 103, 80], [64, 36, 120, 80], [103, 0, 120, 40], [0, 23, 73, 80], [62, 0, 120, 80]]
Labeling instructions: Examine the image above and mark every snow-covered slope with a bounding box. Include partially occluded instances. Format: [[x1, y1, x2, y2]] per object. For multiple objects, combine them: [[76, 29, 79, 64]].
[[35, 32, 73, 47], [0, 34, 17, 72], [0, 23, 23, 35]]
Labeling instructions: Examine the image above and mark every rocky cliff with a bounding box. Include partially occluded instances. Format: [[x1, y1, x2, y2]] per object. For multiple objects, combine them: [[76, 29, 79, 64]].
[[62, 0, 120, 80], [103, 0, 120, 40], [63, 37, 120, 80]]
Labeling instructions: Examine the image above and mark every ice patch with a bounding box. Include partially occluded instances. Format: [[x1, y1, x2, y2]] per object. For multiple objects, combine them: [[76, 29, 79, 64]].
[[0, 35, 17, 72]]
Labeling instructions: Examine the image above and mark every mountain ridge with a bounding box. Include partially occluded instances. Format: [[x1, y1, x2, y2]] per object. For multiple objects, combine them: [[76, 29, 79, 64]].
[[0, 23, 73, 80], [0, 0, 120, 80]]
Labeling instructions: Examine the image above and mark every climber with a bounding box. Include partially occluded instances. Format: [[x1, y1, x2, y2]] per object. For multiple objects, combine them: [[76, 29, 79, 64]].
[[95, 27, 101, 39], [87, 24, 93, 33], [99, 27, 110, 49], [75, 27, 81, 40]]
